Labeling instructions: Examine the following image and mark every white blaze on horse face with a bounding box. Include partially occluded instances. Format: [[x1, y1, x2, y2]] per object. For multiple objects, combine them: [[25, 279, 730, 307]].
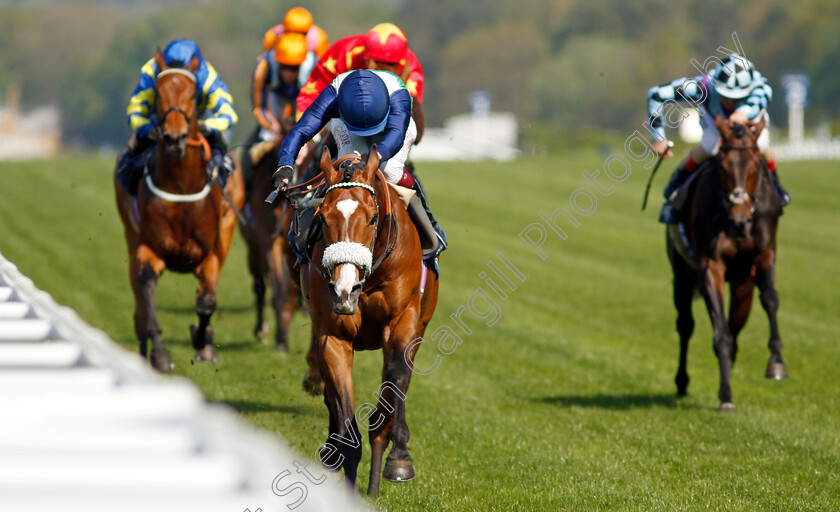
[[334, 263, 359, 298], [336, 199, 359, 239]]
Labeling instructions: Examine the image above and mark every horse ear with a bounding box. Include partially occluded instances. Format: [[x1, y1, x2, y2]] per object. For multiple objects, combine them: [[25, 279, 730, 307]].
[[321, 146, 340, 184], [715, 113, 731, 137], [748, 116, 766, 139], [187, 56, 200, 73], [364, 144, 381, 179], [154, 49, 166, 71]]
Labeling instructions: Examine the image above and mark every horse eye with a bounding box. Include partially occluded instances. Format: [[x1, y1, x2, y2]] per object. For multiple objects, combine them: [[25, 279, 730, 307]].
[[369, 214, 378, 226]]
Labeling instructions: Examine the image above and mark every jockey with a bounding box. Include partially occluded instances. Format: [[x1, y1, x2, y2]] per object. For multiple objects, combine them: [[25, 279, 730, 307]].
[[296, 23, 426, 143], [117, 39, 237, 194], [242, 32, 314, 185], [648, 53, 791, 224], [273, 69, 446, 274], [262, 7, 329, 58]]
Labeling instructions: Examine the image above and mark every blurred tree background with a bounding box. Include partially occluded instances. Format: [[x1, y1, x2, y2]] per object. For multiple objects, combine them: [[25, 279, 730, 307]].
[[0, 0, 838, 152]]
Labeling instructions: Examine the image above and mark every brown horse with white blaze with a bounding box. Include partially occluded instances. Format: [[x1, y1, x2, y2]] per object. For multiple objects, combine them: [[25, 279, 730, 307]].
[[668, 114, 787, 411], [114, 51, 245, 372], [305, 146, 438, 494]]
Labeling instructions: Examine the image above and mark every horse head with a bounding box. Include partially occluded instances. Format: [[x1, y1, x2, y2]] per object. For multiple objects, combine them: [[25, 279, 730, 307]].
[[154, 51, 199, 159], [714, 113, 766, 239], [317, 145, 381, 315]]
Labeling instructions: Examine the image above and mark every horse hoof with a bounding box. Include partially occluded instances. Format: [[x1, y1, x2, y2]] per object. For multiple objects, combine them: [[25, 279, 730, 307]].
[[194, 343, 217, 363], [150, 349, 174, 373], [190, 324, 215, 350], [302, 374, 324, 396], [718, 402, 736, 412], [254, 322, 269, 342], [383, 459, 415, 482], [765, 362, 788, 380], [275, 341, 289, 352], [317, 445, 342, 472]]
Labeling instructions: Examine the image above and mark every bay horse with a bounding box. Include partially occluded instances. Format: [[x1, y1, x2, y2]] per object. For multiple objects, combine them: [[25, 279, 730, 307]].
[[667, 114, 787, 411], [114, 51, 245, 372], [240, 111, 301, 351], [303, 146, 438, 494]]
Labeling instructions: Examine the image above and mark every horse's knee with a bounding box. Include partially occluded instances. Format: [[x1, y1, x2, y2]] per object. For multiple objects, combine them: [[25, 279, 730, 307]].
[[760, 288, 779, 310], [676, 315, 694, 339], [196, 293, 216, 317], [712, 333, 734, 359], [138, 265, 157, 290]]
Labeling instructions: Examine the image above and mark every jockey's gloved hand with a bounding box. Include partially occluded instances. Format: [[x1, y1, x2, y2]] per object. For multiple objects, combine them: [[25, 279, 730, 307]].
[[273, 165, 294, 189]]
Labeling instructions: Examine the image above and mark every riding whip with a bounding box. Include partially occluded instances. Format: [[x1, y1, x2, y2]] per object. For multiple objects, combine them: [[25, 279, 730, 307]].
[[641, 140, 674, 211]]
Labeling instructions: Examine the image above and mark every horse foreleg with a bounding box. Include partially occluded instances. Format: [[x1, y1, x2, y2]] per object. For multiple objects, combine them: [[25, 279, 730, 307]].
[[756, 250, 788, 380], [136, 245, 171, 372], [673, 269, 696, 397], [244, 224, 268, 340], [192, 253, 220, 362], [728, 277, 756, 365], [303, 324, 324, 395], [317, 334, 361, 490], [267, 234, 293, 351], [700, 259, 736, 410], [375, 310, 420, 490], [669, 236, 697, 396]]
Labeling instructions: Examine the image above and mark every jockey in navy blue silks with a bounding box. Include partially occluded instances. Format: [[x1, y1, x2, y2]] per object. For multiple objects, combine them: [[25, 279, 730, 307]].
[[273, 69, 446, 273], [117, 39, 238, 194]]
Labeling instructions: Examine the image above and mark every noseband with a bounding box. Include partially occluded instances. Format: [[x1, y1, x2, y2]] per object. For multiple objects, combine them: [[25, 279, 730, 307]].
[[320, 180, 379, 283], [311, 163, 398, 286]]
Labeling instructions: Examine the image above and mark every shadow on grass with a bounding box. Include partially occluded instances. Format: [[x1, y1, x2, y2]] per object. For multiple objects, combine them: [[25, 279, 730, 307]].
[[217, 399, 308, 416], [155, 304, 256, 315], [217, 339, 266, 351], [538, 393, 698, 410]]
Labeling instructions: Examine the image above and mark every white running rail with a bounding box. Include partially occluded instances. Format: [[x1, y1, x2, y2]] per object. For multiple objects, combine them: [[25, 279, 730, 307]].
[[0, 251, 367, 512]]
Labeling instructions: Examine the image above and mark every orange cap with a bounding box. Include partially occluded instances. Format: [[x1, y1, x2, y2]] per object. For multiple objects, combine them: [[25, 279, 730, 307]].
[[283, 7, 314, 34], [274, 32, 308, 66], [262, 25, 281, 52]]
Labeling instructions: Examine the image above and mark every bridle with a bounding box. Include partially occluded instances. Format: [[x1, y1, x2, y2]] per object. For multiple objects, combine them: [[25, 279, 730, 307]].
[[146, 67, 213, 201], [285, 154, 398, 286], [717, 139, 767, 215], [154, 68, 199, 139]]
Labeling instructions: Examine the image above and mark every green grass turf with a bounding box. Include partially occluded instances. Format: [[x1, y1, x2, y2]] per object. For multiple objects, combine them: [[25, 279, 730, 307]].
[[0, 151, 838, 511]]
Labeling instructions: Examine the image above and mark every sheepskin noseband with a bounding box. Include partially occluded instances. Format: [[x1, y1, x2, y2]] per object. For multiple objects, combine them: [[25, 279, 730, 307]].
[[322, 241, 373, 277]]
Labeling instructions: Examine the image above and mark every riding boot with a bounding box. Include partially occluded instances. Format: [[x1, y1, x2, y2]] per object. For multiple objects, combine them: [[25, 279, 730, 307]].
[[240, 126, 261, 192], [116, 134, 155, 196], [662, 160, 691, 201], [288, 205, 318, 268], [770, 171, 791, 207], [204, 130, 234, 187], [658, 202, 680, 224], [410, 175, 447, 275]]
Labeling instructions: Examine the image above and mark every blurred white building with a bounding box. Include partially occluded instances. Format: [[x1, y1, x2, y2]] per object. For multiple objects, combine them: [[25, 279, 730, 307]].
[[411, 90, 519, 162], [0, 87, 61, 160]]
